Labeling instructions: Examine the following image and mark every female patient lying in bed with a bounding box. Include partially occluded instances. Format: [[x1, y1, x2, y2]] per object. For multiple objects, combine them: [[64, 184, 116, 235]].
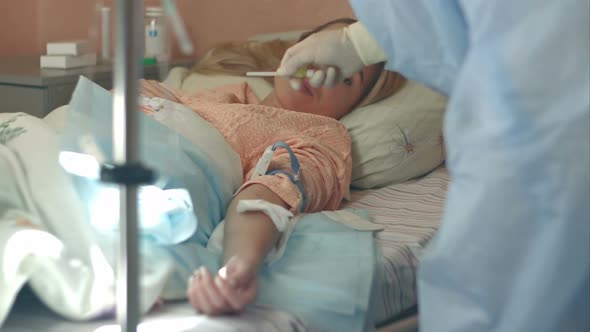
[[0, 18, 408, 332], [136, 19, 405, 317]]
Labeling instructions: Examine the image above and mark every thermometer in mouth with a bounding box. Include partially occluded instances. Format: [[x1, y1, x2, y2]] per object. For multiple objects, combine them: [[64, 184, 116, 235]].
[[246, 67, 314, 78]]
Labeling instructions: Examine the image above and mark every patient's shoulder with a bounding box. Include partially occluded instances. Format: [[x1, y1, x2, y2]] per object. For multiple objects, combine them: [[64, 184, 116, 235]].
[[184, 82, 257, 105]]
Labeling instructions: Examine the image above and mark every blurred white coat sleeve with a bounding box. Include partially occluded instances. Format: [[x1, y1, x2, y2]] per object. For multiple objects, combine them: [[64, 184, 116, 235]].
[[350, 0, 590, 331], [345, 22, 388, 66]]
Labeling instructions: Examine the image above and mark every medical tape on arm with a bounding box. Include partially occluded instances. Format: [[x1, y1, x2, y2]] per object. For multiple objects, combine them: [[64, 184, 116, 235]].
[[250, 141, 308, 212], [236, 199, 297, 264]]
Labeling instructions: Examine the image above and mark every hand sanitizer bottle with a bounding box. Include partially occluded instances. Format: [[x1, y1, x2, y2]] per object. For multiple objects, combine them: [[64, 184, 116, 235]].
[[144, 7, 168, 63]]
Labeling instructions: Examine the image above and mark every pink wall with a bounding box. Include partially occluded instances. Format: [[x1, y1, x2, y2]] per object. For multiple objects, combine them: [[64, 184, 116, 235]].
[[37, 0, 96, 54], [170, 0, 355, 57], [0, 0, 354, 58], [0, 0, 40, 55]]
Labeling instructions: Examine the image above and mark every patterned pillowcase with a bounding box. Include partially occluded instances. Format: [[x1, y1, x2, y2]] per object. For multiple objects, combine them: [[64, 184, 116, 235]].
[[341, 80, 447, 189]]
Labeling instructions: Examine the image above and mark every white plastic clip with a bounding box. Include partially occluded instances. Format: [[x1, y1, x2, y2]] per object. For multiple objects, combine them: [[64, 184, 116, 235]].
[[250, 145, 275, 180]]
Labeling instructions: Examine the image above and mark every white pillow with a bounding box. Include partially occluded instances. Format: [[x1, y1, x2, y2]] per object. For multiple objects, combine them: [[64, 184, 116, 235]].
[[341, 81, 446, 189], [168, 70, 446, 189]]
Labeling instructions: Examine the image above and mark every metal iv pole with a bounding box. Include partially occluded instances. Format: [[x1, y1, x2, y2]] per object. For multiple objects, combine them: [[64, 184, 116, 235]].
[[101, 0, 152, 331], [101, 1, 192, 330]]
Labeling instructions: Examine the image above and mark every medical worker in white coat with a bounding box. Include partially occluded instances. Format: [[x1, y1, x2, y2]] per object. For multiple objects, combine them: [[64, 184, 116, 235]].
[[278, 1, 590, 331]]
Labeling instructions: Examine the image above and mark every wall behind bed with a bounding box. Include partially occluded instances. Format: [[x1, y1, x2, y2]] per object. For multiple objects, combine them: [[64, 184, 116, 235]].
[[0, 0, 354, 58]]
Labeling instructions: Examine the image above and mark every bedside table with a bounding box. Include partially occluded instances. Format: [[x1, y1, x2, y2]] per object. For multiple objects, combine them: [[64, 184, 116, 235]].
[[0, 56, 194, 118]]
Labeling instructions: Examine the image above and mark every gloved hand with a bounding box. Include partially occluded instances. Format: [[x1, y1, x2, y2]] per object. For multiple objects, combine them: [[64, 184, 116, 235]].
[[277, 27, 365, 89]]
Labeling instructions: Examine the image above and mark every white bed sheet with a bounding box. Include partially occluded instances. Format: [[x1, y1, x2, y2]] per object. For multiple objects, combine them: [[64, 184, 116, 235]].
[[3, 287, 304, 332], [2, 166, 449, 332]]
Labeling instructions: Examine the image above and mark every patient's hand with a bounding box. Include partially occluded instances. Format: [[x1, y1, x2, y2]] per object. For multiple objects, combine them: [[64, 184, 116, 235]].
[[187, 256, 258, 316]]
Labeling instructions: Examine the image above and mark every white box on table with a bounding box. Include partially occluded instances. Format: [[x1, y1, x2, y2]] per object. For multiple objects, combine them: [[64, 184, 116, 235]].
[[46, 40, 90, 56], [40, 53, 97, 69]]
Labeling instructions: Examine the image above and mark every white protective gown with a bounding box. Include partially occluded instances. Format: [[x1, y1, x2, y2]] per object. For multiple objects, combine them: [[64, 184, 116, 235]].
[[348, 0, 590, 331]]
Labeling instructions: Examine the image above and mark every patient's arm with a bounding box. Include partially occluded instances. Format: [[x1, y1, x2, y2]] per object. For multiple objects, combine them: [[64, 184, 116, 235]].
[[222, 183, 286, 268], [187, 184, 287, 316]]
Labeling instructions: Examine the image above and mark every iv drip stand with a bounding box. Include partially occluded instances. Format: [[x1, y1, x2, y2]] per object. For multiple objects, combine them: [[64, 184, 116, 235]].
[[100, 0, 154, 331], [101, 1, 191, 330]]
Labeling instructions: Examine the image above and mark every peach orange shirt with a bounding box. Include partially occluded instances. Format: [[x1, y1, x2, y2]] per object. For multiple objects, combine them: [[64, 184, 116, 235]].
[[144, 81, 352, 213]]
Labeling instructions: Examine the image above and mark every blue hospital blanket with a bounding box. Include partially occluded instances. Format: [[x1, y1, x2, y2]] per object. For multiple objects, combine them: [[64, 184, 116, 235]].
[[61, 76, 243, 246]]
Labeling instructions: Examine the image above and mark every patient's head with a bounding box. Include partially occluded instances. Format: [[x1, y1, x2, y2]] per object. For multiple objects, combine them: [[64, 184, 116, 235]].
[[270, 19, 404, 119], [193, 18, 406, 119], [270, 62, 380, 119]]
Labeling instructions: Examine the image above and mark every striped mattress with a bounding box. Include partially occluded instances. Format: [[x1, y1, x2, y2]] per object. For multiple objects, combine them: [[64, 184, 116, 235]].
[[344, 165, 449, 324]]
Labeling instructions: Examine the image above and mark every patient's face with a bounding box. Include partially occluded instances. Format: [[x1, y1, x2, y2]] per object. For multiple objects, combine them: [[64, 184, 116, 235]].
[[272, 23, 380, 119], [273, 64, 379, 119]]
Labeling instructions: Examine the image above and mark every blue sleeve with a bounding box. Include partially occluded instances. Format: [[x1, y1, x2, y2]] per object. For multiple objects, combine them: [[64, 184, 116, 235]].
[[349, 0, 469, 95], [351, 0, 590, 331]]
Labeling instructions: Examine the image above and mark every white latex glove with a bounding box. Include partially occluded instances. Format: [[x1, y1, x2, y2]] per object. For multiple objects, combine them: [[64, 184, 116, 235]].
[[277, 27, 364, 89]]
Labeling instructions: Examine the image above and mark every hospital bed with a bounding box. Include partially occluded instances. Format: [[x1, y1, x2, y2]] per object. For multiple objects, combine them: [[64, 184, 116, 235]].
[[1, 10, 447, 331], [3, 161, 448, 331]]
